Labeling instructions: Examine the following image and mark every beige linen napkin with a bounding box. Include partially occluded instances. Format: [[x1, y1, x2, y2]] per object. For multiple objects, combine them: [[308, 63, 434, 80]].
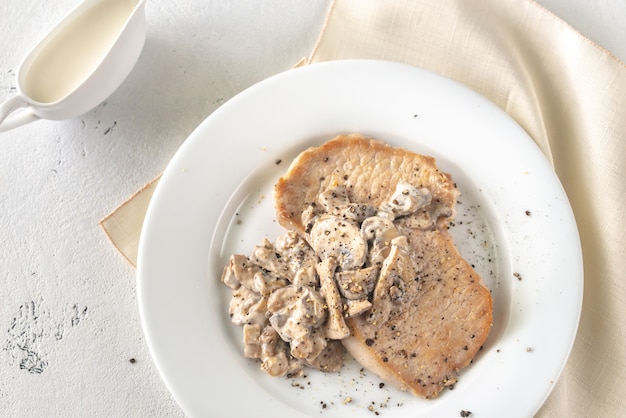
[[100, 176, 159, 267], [101, 0, 626, 416]]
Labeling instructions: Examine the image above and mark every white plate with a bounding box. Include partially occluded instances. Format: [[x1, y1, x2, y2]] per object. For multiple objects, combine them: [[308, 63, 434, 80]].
[[137, 60, 583, 418]]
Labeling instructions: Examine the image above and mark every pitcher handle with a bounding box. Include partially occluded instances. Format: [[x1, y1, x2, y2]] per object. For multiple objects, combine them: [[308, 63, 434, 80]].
[[0, 95, 40, 132]]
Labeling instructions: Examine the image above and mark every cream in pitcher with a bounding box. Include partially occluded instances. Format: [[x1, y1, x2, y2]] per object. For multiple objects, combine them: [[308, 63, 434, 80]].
[[0, 0, 146, 132]]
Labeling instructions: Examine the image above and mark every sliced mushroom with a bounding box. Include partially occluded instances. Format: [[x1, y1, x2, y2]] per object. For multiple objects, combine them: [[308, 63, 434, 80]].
[[428, 201, 454, 226], [367, 236, 418, 328], [294, 327, 327, 364], [304, 339, 344, 372], [318, 184, 350, 209], [316, 257, 350, 340], [267, 285, 327, 360], [301, 204, 320, 234], [274, 230, 319, 284], [222, 253, 286, 295], [343, 298, 372, 318], [309, 214, 367, 271], [335, 266, 379, 300], [242, 323, 262, 359], [361, 216, 401, 266], [249, 238, 290, 277], [229, 286, 267, 327], [395, 201, 455, 230], [252, 270, 288, 297], [259, 325, 303, 377], [343, 202, 378, 223], [292, 265, 318, 288], [221, 264, 240, 290], [379, 181, 432, 218], [396, 209, 433, 230], [221, 254, 249, 290]]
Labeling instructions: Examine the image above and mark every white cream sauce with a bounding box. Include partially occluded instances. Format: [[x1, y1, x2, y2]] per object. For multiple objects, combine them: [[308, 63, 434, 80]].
[[22, 0, 138, 103]]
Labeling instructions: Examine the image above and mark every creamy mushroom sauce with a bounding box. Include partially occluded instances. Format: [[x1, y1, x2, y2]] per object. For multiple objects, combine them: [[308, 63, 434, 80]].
[[221, 181, 440, 378]]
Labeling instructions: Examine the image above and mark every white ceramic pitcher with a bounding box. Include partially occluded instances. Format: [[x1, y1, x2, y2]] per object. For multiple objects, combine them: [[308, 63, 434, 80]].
[[0, 0, 146, 132]]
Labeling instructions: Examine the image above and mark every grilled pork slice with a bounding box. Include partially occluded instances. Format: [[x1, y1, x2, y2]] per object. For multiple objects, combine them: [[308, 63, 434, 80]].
[[274, 134, 493, 399]]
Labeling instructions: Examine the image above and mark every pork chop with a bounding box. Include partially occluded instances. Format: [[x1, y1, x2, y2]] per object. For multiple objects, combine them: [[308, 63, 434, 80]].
[[273, 134, 493, 399]]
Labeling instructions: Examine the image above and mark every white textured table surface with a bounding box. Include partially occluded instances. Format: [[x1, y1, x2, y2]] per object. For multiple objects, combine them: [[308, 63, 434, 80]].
[[0, 0, 623, 416]]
